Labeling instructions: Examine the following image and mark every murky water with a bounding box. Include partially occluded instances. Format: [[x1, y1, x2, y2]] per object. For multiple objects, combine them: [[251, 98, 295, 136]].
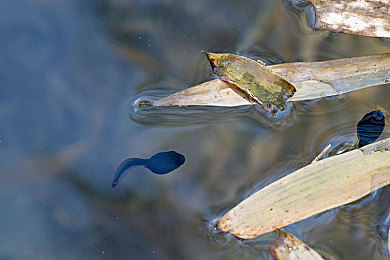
[[1, 0, 390, 259]]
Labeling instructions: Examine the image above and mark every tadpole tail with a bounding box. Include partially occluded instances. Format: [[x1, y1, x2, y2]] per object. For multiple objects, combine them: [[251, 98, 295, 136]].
[[112, 158, 148, 187]]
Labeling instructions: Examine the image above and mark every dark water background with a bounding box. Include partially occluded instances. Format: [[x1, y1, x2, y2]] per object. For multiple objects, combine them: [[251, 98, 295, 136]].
[[1, 0, 390, 259]]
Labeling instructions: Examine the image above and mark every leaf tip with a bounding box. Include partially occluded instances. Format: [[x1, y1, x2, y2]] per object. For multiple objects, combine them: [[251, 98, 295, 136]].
[[214, 218, 224, 231], [202, 50, 214, 61], [202, 51, 220, 73]]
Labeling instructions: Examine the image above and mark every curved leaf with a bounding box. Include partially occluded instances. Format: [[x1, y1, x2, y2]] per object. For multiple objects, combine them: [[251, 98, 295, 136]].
[[203, 52, 296, 112], [154, 53, 390, 107], [217, 138, 390, 239]]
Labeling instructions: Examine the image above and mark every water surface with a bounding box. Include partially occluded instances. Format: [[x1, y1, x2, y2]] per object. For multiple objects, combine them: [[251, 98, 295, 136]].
[[1, 0, 390, 259]]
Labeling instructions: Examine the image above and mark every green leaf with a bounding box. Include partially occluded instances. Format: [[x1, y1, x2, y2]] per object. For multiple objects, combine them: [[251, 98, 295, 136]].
[[203, 52, 296, 112]]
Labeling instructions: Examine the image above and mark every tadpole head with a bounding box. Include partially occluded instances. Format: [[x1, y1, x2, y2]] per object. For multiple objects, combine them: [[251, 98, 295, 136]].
[[357, 110, 385, 147], [176, 152, 185, 165], [371, 110, 385, 122]]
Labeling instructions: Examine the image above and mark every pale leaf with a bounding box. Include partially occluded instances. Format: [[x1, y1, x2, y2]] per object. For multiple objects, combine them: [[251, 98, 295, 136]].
[[309, 0, 390, 38], [269, 230, 326, 260], [154, 53, 390, 107], [216, 138, 390, 239], [153, 79, 255, 107]]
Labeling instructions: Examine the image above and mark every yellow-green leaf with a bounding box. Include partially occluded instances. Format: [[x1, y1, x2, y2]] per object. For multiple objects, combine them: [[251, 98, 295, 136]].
[[203, 52, 296, 112], [269, 230, 326, 260], [217, 138, 390, 239]]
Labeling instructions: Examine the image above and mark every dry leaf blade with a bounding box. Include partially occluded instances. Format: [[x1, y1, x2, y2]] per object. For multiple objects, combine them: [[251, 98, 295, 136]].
[[217, 138, 390, 239]]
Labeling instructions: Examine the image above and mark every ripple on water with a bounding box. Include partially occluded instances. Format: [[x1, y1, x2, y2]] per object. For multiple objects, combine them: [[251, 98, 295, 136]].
[[237, 47, 286, 65], [129, 90, 296, 128], [294, 94, 352, 117], [303, 118, 356, 160], [202, 210, 278, 258], [130, 85, 388, 259], [203, 213, 233, 247], [285, 0, 316, 30]]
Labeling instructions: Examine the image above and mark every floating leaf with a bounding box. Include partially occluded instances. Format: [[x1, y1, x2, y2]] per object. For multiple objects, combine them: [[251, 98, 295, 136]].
[[269, 229, 326, 260], [216, 138, 390, 239], [154, 53, 390, 107], [203, 52, 296, 112], [153, 79, 255, 107], [308, 0, 390, 38], [274, 53, 390, 102]]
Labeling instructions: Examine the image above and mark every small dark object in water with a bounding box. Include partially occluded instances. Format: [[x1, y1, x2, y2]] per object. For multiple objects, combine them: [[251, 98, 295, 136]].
[[112, 151, 185, 187], [357, 110, 385, 148]]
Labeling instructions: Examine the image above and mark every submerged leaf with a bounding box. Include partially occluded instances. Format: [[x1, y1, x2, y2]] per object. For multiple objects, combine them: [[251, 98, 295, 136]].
[[217, 138, 390, 239], [269, 230, 326, 260], [203, 52, 296, 112]]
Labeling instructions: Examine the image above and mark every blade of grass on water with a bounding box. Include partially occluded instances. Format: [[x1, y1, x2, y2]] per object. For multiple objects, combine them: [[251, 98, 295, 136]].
[[154, 53, 390, 107], [217, 138, 390, 239]]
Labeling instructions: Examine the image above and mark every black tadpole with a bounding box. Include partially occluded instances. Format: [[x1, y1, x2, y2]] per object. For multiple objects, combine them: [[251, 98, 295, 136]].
[[357, 110, 385, 148], [112, 151, 185, 187]]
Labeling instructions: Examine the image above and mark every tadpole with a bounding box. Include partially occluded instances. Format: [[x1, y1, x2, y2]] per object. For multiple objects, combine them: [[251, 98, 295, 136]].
[[357, 110, 385, 147], [112, 151, 185, 187]]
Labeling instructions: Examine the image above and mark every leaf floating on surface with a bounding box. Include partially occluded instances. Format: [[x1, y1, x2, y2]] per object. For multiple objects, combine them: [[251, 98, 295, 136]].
[[357, 110, 385, 148], [308, 0, 390, 38], [216, 138, 390, 239], [269, 230, 326, 260], [153, 79, 256, 107], [153, 53, 390, 107], [203, 52, 296, 112]]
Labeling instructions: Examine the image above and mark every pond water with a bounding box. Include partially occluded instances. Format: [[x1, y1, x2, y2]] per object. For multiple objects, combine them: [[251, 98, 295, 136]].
[[1, 0, 390, 259]]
